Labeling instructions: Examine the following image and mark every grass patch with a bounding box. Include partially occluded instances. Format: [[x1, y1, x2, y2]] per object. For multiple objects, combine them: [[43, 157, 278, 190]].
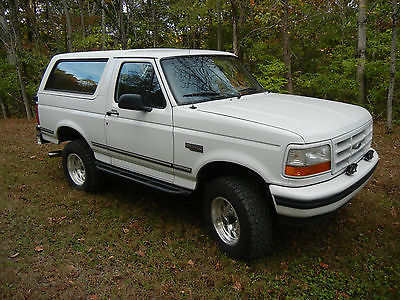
[[0, 119, 399, 298]]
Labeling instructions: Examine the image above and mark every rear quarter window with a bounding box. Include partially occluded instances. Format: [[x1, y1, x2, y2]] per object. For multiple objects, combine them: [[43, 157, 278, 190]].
[[44, 59, 108, 95]]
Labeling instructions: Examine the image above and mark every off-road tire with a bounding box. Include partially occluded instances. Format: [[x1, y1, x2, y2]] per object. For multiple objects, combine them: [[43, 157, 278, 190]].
[[203, 176, 273, 261], [62, 139, 101, 192]]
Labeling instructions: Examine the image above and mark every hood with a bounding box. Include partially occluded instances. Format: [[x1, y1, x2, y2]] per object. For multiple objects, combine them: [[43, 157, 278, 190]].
[[196, 93, 372, 143]]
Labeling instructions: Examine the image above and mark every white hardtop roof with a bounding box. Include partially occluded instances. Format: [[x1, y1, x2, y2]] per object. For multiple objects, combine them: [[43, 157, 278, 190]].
[[52, 48, 236, 60]]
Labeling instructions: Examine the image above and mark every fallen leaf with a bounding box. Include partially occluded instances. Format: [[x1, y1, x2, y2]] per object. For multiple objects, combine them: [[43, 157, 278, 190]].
[[281, 261, 289, 271], [319, 262, 329, 269], [340, 292, 350, 298], [122, 228, 129, 234], [136, 250, 145, 257], [187, 259, 194, 266], [35, 245, 44, 252], [66, 265, 75, 272], [347, 218, 356, 224], [10, 252, 19, 258], [215, 261, 222, 271], [390, 207, 397, 218], [89, 295, 98, 300], [233, 280, 242, 291]]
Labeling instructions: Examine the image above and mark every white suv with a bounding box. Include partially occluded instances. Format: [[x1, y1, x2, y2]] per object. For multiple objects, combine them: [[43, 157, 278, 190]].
[[36, 49, 378, 260]]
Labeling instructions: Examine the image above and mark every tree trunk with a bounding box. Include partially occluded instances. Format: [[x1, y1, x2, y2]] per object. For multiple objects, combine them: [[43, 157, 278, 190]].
[[230, 0, 239, 56], [78, 0, 86, 39], [118, 0, 127, 49], [6, 0, 32, 120], [101, 0, 105, 50], [46, 0, 60, 52], [0, 97, 6, 119], [282, 0, 293, 93], [21, 0, 41, 48], [62, 0, 73, 52], [217, 0, 223, 51], [7, 0, 23, 50], [14, 52, 32, 121], [357, 0, 367, 104], [387, 0, 397, 133], [147, 0, 157, 48]]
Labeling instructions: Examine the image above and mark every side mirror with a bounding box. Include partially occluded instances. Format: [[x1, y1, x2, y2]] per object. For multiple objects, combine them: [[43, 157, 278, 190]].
[[118, 94, 152, 112]]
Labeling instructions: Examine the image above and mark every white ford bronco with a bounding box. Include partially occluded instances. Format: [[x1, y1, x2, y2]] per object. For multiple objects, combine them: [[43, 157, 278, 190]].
[[36, 49, 378, 260]]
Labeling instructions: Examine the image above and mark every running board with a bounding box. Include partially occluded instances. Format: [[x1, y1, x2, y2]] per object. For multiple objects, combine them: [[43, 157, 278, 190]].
[[95, 161, 192, 196]]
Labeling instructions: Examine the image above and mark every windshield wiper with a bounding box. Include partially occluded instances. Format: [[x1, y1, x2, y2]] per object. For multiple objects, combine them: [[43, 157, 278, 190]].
[[183, 92, 220, 97], [210, 92, 240, 100], [238, 87, 265, 95]]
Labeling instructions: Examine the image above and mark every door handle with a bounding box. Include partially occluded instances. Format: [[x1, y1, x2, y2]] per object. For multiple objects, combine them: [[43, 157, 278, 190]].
[[106, 109, 119, 116]]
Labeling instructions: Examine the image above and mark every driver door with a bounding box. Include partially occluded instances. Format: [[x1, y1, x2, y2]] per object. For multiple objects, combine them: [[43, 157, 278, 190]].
[[104, 58, 174, 183]]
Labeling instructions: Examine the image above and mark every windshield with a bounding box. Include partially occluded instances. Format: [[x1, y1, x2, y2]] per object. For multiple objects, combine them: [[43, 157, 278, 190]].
[[161, 55, 265, 105]]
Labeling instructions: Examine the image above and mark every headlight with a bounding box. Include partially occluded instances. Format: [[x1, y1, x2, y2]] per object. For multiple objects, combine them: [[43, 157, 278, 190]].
[[285, 144, 331, 177]]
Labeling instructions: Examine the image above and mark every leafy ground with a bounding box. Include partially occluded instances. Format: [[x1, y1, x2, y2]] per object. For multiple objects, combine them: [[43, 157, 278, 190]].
[[0, 119, 399, 299]]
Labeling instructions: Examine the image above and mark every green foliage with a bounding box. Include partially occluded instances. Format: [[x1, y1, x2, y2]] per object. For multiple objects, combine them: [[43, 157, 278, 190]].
[[0, 0, 398, 122], [295, 47, 359, 103], [0, 60, 20, 116], [254, 57, 288, 93]]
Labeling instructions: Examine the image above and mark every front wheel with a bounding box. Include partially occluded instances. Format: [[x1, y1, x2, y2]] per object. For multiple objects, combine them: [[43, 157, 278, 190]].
[[203, 176, 273, 260], [62, 140, 101, 192]]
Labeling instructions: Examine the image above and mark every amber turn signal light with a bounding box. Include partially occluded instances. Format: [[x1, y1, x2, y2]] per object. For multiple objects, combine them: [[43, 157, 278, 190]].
[[285, 161, 331, 177]]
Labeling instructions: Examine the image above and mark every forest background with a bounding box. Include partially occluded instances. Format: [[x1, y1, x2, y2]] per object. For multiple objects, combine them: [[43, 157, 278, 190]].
[[0, 0, 399, 131]]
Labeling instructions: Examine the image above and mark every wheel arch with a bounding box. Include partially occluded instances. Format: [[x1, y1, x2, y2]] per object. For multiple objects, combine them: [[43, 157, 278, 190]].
[[196, 161, 276, 214], [57, 126, 85, 143], [56, 121, 89, 145]]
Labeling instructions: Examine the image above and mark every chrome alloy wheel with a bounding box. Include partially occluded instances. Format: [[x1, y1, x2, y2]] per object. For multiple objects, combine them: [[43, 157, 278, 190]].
[[211, 197, 240, 246], [67, 153, 86, 186]]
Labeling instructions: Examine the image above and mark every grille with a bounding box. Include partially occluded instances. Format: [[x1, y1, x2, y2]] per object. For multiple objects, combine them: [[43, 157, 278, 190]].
[[332, 122, 373, 174]]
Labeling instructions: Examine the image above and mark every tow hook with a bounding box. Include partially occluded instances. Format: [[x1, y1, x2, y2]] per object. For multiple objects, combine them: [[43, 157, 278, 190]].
[[48, 150, 62, 158], [363, 150, 374, 161], [345, 163, 358, 175]]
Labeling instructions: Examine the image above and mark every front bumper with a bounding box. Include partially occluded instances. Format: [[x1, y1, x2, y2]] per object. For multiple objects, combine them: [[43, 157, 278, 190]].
[[269, 149, 379, 218]]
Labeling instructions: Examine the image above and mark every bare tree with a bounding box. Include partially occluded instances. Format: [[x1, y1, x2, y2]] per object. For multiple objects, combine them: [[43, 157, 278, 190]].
[[387, 0, 398, 133], [357, 0, 367, 104]]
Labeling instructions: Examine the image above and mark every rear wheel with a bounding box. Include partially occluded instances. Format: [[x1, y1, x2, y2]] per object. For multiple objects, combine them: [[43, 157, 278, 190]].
[[62, 140, 101, 192], [204, 176, 273, 260]]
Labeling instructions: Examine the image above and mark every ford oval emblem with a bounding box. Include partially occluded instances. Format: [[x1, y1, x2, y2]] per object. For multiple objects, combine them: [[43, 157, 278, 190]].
[[352, 142, 362, 150]]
